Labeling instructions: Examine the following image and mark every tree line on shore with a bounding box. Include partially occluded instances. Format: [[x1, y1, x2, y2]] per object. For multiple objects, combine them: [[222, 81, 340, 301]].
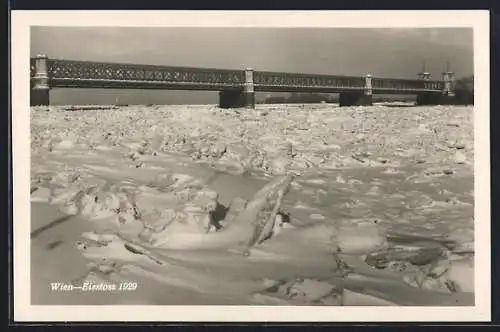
[[453, 75, 474, 105]]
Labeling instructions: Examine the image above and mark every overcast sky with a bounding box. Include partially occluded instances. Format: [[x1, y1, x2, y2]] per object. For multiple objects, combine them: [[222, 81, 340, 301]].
[[31, 27, 474, 105]]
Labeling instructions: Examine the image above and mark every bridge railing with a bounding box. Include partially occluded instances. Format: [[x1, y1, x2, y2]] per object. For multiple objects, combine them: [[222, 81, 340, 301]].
[[254, 71, 366, 89], [30, 56, 447, 94], [372, 77, 444, 92], [38, 58, 246, 87]]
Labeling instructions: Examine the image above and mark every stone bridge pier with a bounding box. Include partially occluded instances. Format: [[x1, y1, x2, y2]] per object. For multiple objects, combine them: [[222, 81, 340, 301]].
[[218, 68, 255, 109], [416, 70, 456, 106], [338, 74, 373, 107], [30, 54, 50, 106], [218, 90, 245, 108], [416, 93, 443, 105]]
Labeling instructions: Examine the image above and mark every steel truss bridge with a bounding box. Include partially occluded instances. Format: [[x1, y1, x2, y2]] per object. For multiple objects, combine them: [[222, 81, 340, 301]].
[[30, 55, 455, 108]]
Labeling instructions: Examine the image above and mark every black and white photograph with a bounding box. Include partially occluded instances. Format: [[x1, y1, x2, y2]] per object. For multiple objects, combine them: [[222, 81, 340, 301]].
[[12, 11, 490, 322]]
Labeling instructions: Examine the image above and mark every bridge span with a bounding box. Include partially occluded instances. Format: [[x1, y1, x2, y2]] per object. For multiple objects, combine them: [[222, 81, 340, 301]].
[[30, 54, 456, 108]]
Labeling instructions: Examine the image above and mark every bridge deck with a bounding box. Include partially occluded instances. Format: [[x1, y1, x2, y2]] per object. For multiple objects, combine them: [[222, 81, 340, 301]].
[[30, 58, 445, 95]]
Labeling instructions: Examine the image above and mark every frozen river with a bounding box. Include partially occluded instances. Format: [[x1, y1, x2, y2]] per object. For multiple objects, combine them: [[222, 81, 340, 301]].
[[30, 103, 474, 306]]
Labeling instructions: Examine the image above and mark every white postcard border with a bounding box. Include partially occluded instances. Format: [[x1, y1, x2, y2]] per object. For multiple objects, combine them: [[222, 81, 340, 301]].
[[11, 10, 491, 322]]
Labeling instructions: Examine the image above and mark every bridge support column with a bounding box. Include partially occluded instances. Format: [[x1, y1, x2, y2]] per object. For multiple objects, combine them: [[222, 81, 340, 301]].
[[415, 67, 456, 105], [339, 74, 373, 107], [243, 68, 255, 109], [364, 74, 373, 97], [219, 68, 255, 109], [339, 92, 372, 107], [417, 71, 456, 106], [30, 54, 50, 106], [416, 93, 457, 106], [416, 93, 442, 105], [442, 70, 455, 96], [442, 70, 456, 102]]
